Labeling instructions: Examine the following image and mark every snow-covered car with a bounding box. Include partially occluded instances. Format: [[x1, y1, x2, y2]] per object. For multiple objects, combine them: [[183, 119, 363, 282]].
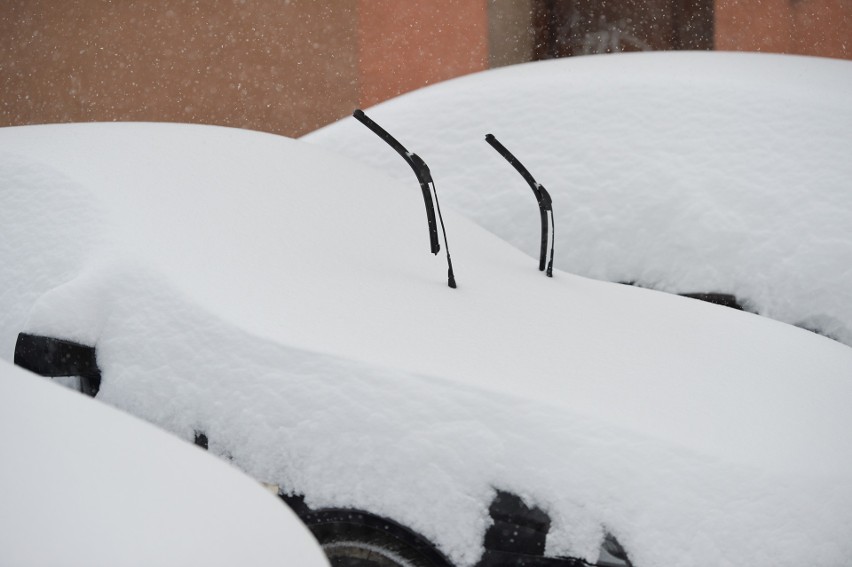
[[1, 120, 851, 567], [0, 359, 329, 567], [304, 51, 852, 347]]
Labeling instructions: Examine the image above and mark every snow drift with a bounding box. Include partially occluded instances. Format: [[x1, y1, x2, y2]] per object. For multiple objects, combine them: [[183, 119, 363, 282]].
[[0, 359, 328, 567]]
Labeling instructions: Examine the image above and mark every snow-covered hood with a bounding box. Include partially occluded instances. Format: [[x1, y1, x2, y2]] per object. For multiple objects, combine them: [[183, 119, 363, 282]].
[[1, 122, 851, 567], [304, 51, 852, 347]]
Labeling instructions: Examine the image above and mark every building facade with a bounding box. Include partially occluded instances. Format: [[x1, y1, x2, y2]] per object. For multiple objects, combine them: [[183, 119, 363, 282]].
[[2, 0, 850, 137]]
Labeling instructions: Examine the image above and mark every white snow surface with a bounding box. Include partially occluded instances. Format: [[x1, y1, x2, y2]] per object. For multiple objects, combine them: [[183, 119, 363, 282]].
[[304, 51, 852, 346], [1, 121, 851, 567], [0, 360, 328, 567]]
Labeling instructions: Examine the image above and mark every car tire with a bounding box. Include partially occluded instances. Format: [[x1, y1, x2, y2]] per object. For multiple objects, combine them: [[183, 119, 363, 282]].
[[282, 499, 453, 567], [315, 521, 443, 567]]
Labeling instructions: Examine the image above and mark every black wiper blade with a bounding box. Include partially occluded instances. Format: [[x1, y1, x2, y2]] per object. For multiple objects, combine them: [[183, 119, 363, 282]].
[[353, 109, 440, 255], [353, 109, 456, 288], [485, 134, 555, 277]]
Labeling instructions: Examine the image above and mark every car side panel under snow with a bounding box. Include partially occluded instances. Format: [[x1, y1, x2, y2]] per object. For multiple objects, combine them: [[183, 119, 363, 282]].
[[281, 486, 630, 567]]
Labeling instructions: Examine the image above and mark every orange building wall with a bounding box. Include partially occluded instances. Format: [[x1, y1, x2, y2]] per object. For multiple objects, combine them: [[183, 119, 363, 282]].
[[357, 0, 489, 108], [0, 1, 361, 137], [3, 2, 849, 138], [715, 0, 852, 60], [1, 1, 490, 136]]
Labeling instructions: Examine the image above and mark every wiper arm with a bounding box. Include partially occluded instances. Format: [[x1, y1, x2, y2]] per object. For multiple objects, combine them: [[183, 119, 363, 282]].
[[353, 109, 440, 255], [485, 134, 555, 277], [353, 109, 456, 288]]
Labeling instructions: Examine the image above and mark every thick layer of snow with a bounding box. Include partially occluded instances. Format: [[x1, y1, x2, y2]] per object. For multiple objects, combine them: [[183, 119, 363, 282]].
[[304, 51, 852, 346], [1, 122, 851, 567], [0, 360, 328, 567]]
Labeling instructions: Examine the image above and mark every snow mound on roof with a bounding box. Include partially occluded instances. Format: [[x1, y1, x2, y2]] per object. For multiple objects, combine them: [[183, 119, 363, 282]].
[[304, 51, 852, 346], [0, 152, 103, 360], [1, 122, 851, 567]]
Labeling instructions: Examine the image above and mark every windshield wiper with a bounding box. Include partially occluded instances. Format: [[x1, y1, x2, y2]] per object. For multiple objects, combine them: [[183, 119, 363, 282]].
[[485, 134, 555, 277], [353, 109, 456, 288]]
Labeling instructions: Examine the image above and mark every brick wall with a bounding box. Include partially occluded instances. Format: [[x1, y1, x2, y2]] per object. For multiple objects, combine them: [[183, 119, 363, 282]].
[[716, 0, 851, 59], [1, 1, 848, 138]]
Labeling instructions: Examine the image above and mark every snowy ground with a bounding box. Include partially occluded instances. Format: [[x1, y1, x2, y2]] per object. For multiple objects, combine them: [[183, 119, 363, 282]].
[[304, 51, 852, 346], [0, 359, 328, 567], [1, 121, 851, 567]]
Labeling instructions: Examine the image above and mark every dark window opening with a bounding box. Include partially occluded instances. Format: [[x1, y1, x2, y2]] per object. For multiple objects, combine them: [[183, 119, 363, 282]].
[[532, 0, 714, 60]]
